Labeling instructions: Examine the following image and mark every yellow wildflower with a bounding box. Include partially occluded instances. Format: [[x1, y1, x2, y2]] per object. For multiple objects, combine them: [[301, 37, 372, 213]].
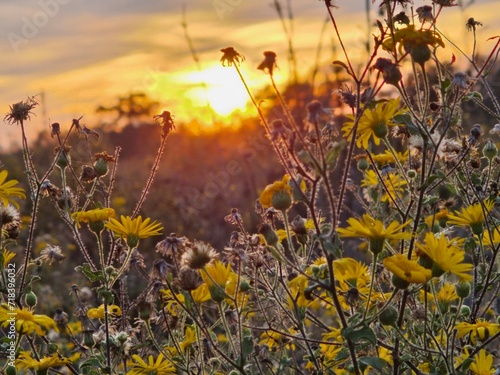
[[259, 174, 293, 210], [447, 200, 495, 235], [416, 232, 473, 281], [0, 304, 56, 335], [455, 319, 500, 344], [342, 98, 405, 149], [16, 351, 71, 371], [126, 353, 175, 375], [337, 214, 412, 254], [0, 170, 26, 208], [105, 215, 163, 248], [86, 304, 122, 320], [383, 254, 432, 284]]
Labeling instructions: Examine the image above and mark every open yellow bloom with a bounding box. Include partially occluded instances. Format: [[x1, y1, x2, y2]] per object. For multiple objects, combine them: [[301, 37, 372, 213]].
[[71, 207, 115, 228], [0, 170, 26, 208], [447, 200, 495, 235], [361, 170, 407, 203], [455, 319, 500, 344], [469, 349, 495, 375], [333, 257, 371, 288], [383, 254, 432, 284], [416, 232, 473, 281], [0, 304, 56, 335], [424, 209, 449, 229], [337, 214, 412, 254], [180, 325, 197, 353], [191, 283, 211, 304], [126, 353, 175, 375], [201, 260, 234, 302], [342, 98, 405, 149], [481, 227, 500, 248], [105, 215, 163, 248], [16, 351, 71, 371], [371, 149, 409, 165], [86, 304, 122, 320]]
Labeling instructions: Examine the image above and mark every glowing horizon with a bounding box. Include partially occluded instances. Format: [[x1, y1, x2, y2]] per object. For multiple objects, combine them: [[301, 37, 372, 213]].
[[1, 0, 499, 151]]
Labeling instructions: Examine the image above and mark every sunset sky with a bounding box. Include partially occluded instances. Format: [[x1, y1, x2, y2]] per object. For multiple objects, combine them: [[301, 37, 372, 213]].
[[1, 0, 499, 151]]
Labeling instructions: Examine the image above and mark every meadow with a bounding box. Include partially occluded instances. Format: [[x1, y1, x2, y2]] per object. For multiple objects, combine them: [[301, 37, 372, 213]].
[[1, 0, 500, 374]]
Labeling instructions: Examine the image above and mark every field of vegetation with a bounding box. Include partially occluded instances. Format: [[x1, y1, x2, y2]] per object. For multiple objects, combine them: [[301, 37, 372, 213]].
[[1, 0, 500, 374]]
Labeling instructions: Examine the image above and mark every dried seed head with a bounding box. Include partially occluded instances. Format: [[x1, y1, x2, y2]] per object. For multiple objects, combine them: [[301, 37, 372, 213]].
[[81, 165, 97, 183], [181, 240, 219, 270], [0, 205, 21, 230], [176, 268, 202, 291], [270, 119, 291, 141], [50, 122, 61, 138], [4, 96, 38, 124], [54, 308, 69, 326], [290, 216, 307, 235], [156, 233, 189, 259], [257, 51, 277, 76], [220, 47, 245, 67], [416, 5, 434, 23], [149, 259, 174, 282], [38, 245, 66, 265]]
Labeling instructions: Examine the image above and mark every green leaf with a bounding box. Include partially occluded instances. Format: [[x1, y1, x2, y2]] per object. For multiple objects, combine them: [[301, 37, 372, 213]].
[[76, 263, 105, 283], [393, 114, 420, 136], [342, 325, 377, 346], [325, 140, 347, 170], [441, 77, 452, 91], [359, 356, 389, 372], [79, 358, 103, 370]]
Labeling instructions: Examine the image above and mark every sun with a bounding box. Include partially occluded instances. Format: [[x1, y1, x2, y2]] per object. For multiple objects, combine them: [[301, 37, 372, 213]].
[[182, 65, 250, 117]]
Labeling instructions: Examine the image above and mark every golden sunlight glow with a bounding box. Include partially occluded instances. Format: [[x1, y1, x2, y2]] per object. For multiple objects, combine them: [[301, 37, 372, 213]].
[[180, 65, 250, 117]]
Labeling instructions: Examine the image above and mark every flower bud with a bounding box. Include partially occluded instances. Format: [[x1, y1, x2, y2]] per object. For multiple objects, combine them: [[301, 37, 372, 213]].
[[25, 291, 37, 307], [410, 44, 431, 65], [460, 305, 471, 317], [5, 366, 17, 375], [407, 169, 417, 179], [357, 157, 369, 171], [391, 274, 410, 290], [456, 281, 471, 298], [482, 139, 497, 161], [379, 305, 398, 326], [93, 157, 109, 177]]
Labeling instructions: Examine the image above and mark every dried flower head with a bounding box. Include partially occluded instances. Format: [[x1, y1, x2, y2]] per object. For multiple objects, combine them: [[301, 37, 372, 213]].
[[466, 17, 483, 32], [451, 72, 474, 92], [270, 119, 291, 141], [53, 308, 69, 326], [156, 233, 189, 259], [335, 85, 357, 108], [393, 11, 410, 25], [176, 268, 202, 291], [416, 5, 434, 23], [0, 204, 21, 229], [154, 110, 176, 137], [469, 124, 483, 146], [224, 208, 244, 226], [80, 165, 97, 183], [257, 51, 277, 75], [220, 47, 245, 67], [181, 240, 219, 270], [4, 96, 38, 124], [50, 122, 60, 138], [373, 58, 402, 86], [38, 245, 66, 265], [149, 259, 174, 282]]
